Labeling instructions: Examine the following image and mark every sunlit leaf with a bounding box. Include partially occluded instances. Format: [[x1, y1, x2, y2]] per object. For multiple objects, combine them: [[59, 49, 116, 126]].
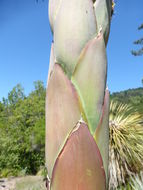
[[95, 89, 110, 184], [54, 0, 97, 77], [72, 33, 107, 135]]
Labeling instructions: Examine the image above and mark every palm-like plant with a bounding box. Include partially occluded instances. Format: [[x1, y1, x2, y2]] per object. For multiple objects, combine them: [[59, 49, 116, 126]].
[[46, 0, 114, 189], [130, 171, 143, 190], [109, 100, 143, 189]]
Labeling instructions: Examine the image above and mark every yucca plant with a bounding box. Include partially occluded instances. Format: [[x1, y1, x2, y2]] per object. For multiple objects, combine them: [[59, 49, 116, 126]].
[[109, 101, 143, 189], [116, 172, 143, 190], [46, 0, 114, 189], [130, 171, 143, 190]]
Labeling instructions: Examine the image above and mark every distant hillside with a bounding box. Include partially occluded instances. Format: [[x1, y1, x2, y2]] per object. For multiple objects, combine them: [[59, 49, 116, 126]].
[[111, 87, 143, 111]]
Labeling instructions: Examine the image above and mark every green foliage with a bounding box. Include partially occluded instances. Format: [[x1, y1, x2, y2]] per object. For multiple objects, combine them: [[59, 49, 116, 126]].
[[116, 172, 143, 190], [1, 80, 143, 188], [106, 88, 143, 189], [111, 87, 143, 114], [109, 100, 143, 189], [131, 23, 143, 56], [130, 172, 143, 190], [0, 81, 46, 177]]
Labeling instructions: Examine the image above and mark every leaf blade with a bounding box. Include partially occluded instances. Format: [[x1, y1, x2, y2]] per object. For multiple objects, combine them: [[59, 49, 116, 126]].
[[72, 33, 107, 135], [46, 64, 81, 178], [51, 122, 106, 190]]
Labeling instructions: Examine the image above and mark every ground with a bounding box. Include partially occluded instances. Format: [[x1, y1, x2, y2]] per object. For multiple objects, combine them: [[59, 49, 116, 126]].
[[0, 176, 46, 190]]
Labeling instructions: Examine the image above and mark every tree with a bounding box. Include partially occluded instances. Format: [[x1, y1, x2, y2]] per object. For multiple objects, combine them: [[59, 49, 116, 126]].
[[131, 24, 143, 56], [0, 81, 46, 177], [46, 0, 114, 189], [7, 84, 25, 105]]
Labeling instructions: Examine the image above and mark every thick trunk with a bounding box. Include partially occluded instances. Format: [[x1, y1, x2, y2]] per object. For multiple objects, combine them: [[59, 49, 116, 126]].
[[46, 0, 113, 189]]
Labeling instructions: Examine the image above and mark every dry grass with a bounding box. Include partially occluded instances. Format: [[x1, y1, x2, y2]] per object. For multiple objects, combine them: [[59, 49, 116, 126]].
[[15, 176, 46, 190], [109, 101, 143, 189], [130, 171, 143, 190]]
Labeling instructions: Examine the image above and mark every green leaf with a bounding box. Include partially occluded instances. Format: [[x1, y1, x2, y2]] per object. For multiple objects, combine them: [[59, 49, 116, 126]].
[[94, 0, 111, 44], [72, 33, 107, 135], [54, 0, 97, 77], [95, 89, 110, 185]]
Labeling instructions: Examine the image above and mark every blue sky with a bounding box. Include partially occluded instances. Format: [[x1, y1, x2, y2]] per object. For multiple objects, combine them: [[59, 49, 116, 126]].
[[0, 0, 143, 100]]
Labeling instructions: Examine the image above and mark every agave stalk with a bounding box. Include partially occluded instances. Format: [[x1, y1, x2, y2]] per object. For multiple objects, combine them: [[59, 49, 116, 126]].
[[46, 0, 114, 189]]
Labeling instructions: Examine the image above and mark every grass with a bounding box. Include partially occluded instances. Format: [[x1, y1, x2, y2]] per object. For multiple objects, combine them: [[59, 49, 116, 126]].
[[15, 176, 46, 190]]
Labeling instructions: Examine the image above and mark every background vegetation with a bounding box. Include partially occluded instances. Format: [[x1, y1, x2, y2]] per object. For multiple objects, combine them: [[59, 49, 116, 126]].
[[0, 81, 45, 177], [111, 87, 143, 114], [131, 23, 143, 56], [0, 81, 143, 189]]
